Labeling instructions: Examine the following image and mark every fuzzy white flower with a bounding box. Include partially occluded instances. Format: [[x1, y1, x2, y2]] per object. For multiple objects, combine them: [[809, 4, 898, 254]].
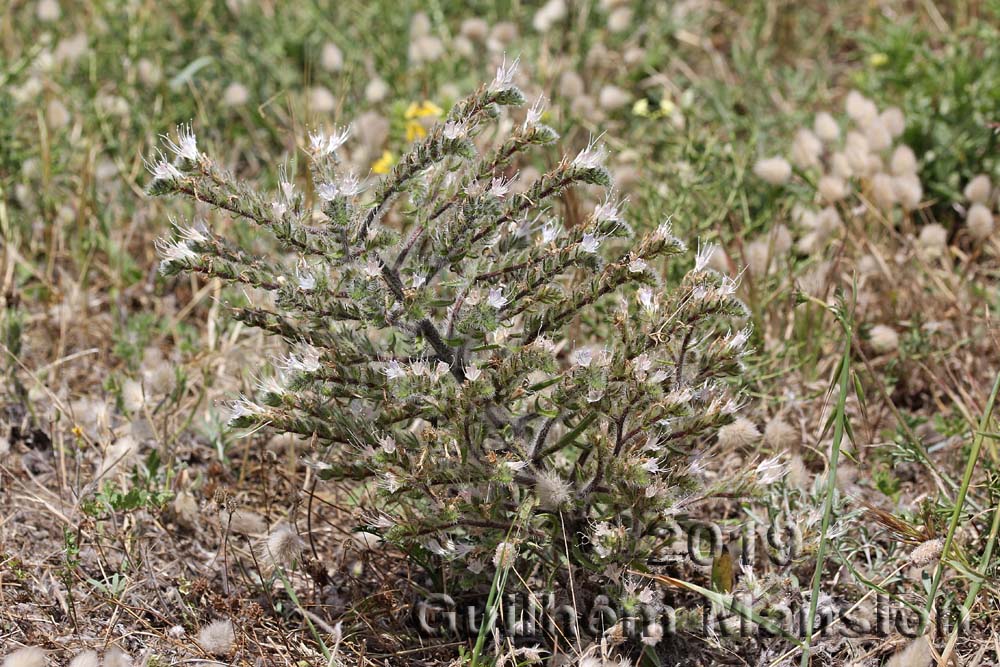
[[580, 233, 601, 254], [571, 347, 594, 368], [430, 361, 450, 382], [164, 123, 200, 161], [316, 182, 340, 201], [68, 651, 99, 667], [572, 140, 608, 170], [627, 257, 647, 273], [726, 326, 752, 351], [175, 221, 209, 245], [525, 96, 546, 128], [755, 455, 786, 485], [694, 241, 716, 273], [256, 374, 286, 396], [830, 151, 852, 179], [383, 360, 407, 380], [487, 286, 507, 309], [593, 195, 623, 224], [361, 256, 382, 278], [282, 347, 321, 373], [148, 158, 182, 182], [295, 265, 316, 291], [464, 364, 482, 382], [365, 77, 389, 103], [37, 0, 60, 21], [489, 176, 510, 199], [155, 238, 197, 266], [541, 220, 560, 244], [228, 395, 264, 423], [442, 120, 468, 141], [489, 55, 519, 92], [379, 472, 401, 493], [845, 90, 877, 126], [637, 286, 657, 314]]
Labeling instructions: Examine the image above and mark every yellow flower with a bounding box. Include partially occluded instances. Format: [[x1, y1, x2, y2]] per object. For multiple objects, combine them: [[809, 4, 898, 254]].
[[372, 150, 395, 175], [658, 98, 676, 115], [71, 425, 84, 438], [869, 52, 889, 67], [404, 100, 443, 120], [632, 98, 650, 117], [405, 120, 427, 142]]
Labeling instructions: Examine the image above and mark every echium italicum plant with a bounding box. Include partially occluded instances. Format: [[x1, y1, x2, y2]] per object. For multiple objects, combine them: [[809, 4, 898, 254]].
[[149, 61, 751, 598]]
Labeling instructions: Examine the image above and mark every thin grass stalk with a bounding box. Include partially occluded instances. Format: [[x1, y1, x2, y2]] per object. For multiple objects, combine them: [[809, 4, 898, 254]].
[[938, 490, 1000, 664], [923, 371, 1000, 629], [799, 314, 852, 667]]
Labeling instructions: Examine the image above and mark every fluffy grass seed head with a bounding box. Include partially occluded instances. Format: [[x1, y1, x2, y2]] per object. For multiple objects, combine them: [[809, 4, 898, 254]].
[[964, 174, 992, 205], [917, 223, 947, 255], [884, 635, 933, 667], [198, 619, 236, 656], [871, 172, 897, 211], [717, 417, 760, 449], [890, 145, 917, 176], [764, 417, 799, 450], [893, 173, 923, 210], [790, 128, 823, 169], [966, 202, 995, 241], [753, 156, 791, 185], [2, 648, 46, 667], [845, 90, 878, 127], [909, 538, 943, 566], [869, 324, 900, 353], [36, 0, 60, 22], [102, 648, 130, 667], [261, 522, 305, 567], [68, 651, 99, 667], [813, 111, 839, 143], [880, 106, 905, 137], [818, 174, 848, 203]]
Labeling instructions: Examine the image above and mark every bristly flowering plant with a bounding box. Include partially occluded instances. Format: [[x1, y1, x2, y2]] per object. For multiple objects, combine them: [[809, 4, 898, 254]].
[[150, 60, 752, 600]]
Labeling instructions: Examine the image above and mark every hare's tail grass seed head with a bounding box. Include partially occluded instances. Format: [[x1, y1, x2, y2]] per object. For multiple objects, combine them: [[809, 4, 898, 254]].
[[149, 69, 751, 604], [2, 648, 46, 667]]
